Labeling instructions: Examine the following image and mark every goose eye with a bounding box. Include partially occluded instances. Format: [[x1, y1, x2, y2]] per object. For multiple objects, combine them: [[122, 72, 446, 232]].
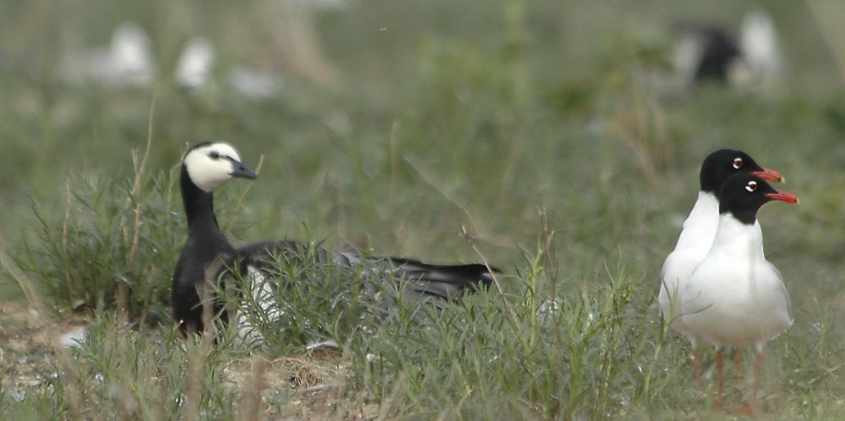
[[208, 151, 220, 160], [745, 180, 758, 192], [732, 157, 743, 169]]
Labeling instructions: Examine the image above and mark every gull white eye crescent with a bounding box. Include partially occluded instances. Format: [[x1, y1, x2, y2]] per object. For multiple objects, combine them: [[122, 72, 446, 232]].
[[732, 157, 743, 169], [745, 180, 757, 192]]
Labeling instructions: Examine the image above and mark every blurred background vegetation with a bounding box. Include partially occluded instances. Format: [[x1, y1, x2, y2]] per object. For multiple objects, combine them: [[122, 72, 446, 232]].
[[2, 0, 845, 418], [2, 0, 844, 300]]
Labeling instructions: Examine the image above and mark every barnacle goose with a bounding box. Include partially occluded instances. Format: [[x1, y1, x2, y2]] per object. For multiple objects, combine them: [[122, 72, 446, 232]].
[[172, 141, 497, 336]]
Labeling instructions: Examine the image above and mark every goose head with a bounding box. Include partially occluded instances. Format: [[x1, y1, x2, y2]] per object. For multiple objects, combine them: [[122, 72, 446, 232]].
[[182, 142, 256, 192]]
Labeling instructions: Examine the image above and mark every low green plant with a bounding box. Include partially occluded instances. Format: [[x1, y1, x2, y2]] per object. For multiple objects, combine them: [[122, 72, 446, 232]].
[[19, 170, 182, 322]]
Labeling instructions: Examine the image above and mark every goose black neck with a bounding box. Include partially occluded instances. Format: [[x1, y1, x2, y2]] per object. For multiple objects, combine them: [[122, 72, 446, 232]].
[[180, 165, 220, 234]]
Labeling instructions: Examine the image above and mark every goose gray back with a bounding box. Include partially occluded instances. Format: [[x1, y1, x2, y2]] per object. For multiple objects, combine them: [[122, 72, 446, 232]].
[[229, 241, 498, 345]]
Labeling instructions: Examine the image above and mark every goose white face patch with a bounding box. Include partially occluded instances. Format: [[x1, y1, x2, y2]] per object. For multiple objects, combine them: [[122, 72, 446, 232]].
[[183, 142, 242, 192]]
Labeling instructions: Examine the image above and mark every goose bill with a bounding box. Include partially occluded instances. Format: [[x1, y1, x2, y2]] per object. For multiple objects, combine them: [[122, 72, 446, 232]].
[[230, 160, 257, 179]]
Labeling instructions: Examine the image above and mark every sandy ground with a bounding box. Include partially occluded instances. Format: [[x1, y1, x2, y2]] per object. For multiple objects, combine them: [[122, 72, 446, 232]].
[[0, 301, 377, 419], [0, 301, 66, 401]]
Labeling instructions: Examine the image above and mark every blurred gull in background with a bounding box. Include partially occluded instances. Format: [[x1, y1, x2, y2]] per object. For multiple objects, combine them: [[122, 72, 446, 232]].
[[60, 23, 283, 99], [672, 10, 783, 93], [738, 10, 784, 89], [175, 37, 215, 90], [227, 66, 282, 99], [175, 36, 282, 99], [59, 22, 154, 87]]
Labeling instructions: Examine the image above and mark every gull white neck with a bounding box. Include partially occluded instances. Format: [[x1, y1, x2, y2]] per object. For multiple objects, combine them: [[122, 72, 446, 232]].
[[709, 213, 765, 260], [674, 191, 720, 252]]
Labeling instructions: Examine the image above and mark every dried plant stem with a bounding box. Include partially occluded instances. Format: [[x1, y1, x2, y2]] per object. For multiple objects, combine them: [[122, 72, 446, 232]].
[[402, 156, 511, 248], [119, 94, 157, 320], [388, 121, 400, 202], [401, 155, 524, 340], [183, 256, 224, 421], [182, 343, 206, 421], [62, 181, 74, 302], [375, 372, 406, 421], [238, 357, 269, 421], [126, 93, 157, 265], [263, 0, 340, 88], [614, 77, 667, 189]]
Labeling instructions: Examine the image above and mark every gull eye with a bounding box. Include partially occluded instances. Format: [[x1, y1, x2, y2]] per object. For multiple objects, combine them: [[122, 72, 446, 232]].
[[732, 157, 743, 169], [745, 180, 758, 192], [208, 151, 220, 160]]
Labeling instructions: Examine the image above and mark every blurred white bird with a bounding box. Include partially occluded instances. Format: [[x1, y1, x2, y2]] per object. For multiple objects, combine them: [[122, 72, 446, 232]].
[[228, 66, 283, 99], [738, 10, 784, 89], [175, 37, 282, 99], [175, 37, 215, 90], [60, 22, 154, 87]]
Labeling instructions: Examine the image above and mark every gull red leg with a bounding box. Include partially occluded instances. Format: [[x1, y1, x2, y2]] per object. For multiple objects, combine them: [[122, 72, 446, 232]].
[[692, 350, 703, 385], [734, 349, 765, 416], [752, 350, 766, 412], [732, 346, 756, 417], [713, 349, 724, 410], [734, 348, 743, 382]]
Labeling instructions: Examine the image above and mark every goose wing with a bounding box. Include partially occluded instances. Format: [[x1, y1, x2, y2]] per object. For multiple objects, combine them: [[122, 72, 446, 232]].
[[231, 241, 499, 306], [376, 256, 498, 300]]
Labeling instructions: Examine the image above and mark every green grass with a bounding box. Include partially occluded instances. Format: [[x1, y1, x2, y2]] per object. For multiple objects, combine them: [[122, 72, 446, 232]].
[[2, 0, 845, 419]]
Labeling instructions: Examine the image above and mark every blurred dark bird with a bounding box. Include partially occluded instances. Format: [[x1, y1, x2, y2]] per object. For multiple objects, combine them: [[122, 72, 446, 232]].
[[172, 142, 497, 340], [672, 10, 783, 91]]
